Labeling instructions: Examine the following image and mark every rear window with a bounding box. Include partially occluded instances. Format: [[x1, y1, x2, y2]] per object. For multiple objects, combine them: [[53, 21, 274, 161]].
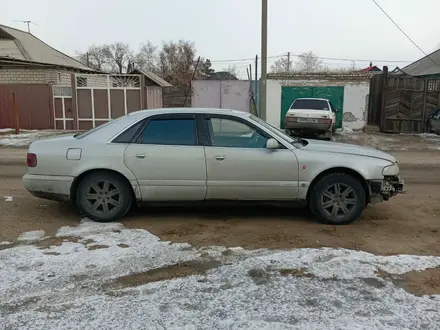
[[290, 99, 329, 110], [74, 115, 128, 139]]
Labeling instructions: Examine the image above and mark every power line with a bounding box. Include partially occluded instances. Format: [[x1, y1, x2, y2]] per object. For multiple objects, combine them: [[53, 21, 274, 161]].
[[210, 54, 283, 63], [210, 52, 412, 65], [371, 0, 440, 68], [290, 53, 412, 64]]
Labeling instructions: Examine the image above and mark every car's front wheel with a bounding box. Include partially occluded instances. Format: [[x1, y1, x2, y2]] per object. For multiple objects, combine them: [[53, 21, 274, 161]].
[[309, 173, 366, 225], [76, 171, 133, 222]]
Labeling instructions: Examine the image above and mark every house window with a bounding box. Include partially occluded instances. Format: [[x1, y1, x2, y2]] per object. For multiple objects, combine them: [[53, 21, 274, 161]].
[[57, 73, 61, 83]]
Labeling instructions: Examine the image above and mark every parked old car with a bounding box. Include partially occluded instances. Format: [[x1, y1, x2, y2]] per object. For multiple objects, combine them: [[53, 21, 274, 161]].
[[285, 98, 337, 140], [427, 108, 440, 134], [23, 108, 404, 225]]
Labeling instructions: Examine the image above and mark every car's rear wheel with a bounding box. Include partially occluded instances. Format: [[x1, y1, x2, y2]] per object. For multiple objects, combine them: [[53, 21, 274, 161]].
[[76, 172, 132, 222], [309, 173, 366, 225]]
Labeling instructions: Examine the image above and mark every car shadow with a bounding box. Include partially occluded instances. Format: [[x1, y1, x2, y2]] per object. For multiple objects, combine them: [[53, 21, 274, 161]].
[[124, 202, 315, 223]]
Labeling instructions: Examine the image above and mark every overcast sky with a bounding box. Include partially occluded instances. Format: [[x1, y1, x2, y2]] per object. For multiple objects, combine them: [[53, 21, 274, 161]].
[[2, 0, 440, 78]]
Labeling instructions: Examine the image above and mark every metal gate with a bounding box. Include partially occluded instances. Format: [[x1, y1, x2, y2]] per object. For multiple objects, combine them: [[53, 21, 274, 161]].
[[75, 74, 142, 130], [191, 80, 251, 112], [53, 85, 73, 130], [280, 86, 344, 129]]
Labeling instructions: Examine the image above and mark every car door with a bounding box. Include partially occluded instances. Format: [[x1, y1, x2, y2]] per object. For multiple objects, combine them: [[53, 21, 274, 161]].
[[123, 113, 207, 201], [202, 114, 299, 200]]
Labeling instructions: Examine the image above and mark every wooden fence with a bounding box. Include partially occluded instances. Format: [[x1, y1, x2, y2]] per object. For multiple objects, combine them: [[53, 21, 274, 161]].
[[367, 70, 440, 133]]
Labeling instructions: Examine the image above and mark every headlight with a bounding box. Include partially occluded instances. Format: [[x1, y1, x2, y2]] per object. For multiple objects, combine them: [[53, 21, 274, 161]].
[[382, 163, 399, 176]]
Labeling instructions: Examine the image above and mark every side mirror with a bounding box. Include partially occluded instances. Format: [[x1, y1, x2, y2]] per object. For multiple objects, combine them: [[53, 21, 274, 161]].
[[266, 138, 279, 150]]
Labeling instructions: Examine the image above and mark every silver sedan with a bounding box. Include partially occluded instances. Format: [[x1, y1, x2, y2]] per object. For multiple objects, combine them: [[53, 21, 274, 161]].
[[23, 108, 404, 225]]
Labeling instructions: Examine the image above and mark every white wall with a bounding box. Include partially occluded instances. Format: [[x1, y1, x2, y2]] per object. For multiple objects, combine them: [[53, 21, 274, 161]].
[[342, 83, 370, 130], [266, 80, 282, 127], [266, 79, 370, 130]]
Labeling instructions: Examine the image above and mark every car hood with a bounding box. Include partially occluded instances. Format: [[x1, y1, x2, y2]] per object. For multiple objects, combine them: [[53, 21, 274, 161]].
[[302, 139, 397, 163]]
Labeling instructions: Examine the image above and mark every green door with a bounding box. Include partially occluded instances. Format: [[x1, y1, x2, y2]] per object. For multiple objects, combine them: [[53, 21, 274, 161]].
[[280, 86, 344, 129]]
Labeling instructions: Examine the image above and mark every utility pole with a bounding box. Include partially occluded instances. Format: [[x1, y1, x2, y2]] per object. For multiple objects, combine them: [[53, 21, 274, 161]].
[[287, 52, 291, 71], [255, 55, 259, 117], [260, 0, 268, 120], [255, 55, 258, 83]]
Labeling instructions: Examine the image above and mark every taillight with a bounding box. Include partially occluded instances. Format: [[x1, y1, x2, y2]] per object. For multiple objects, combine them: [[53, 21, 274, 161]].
[[318, 118, 332, 124], [27, 153, 37, 167]]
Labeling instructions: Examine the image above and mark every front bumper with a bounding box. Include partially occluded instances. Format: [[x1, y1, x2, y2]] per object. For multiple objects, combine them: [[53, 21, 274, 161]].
[[22, 173, 74, 202], [369, 176, 405, 203]]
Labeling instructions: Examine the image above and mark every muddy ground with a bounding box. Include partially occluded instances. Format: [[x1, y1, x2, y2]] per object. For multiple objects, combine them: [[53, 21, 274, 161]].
[[1, 163, 439, 256]]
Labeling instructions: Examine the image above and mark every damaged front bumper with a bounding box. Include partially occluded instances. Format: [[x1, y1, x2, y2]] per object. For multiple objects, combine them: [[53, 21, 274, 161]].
[[369, 176, 405, 204]]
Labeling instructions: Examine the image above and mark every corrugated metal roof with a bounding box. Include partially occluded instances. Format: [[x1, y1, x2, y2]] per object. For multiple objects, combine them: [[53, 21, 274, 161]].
[[131, 68, 172, 87], [0, 25, 95, 71], [401, 49, 440, 76], [0, 39, 26, 60]]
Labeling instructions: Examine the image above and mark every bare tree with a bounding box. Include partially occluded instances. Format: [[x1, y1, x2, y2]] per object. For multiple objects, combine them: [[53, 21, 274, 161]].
[[295, 51, 323, 72], [108, 42, 132, 73], [270, 57, 291, 73], [76, 45, 111, 71], [222, 64, 237, 76], [134, 41, 158, 72], [271, 52, 323, 73], [158, 39, 197, 86]]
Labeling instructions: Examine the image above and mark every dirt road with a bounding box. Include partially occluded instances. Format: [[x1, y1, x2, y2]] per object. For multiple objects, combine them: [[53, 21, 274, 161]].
[[2, 160, 440, 256]]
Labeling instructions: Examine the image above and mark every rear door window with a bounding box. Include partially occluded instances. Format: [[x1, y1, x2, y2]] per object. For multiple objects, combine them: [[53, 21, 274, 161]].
[[290, 99, 329, 110], [138, 118, 197, 146]]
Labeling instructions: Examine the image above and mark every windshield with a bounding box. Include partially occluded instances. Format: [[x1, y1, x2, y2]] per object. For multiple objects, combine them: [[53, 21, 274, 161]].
[[249, 114, 297, 144], [291, 99, 329, 110]]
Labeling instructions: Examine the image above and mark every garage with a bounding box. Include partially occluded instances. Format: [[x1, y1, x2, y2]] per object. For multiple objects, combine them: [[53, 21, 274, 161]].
[[281, 86, 344, 129]]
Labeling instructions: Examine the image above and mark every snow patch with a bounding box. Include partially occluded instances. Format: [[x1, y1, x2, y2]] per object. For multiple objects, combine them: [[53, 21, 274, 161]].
[[0, 130, 72, 147], [4, 196, 13, 202], [56, 218, 126, 237], [335, 124, 354, 136], [3, 224, 440, 329], [17, 230, 46, 242]]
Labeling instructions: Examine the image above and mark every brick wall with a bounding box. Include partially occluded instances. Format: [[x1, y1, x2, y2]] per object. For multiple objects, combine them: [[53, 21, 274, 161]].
[[0, 67, 73, 85]]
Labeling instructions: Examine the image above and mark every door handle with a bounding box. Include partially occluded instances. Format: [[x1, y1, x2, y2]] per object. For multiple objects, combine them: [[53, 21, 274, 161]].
[[215, 155, 225, 161], [135, 154, 146, 159]]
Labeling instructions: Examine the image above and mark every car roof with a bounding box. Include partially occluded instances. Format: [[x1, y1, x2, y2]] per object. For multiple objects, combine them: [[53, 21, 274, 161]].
[[294, 98, 330, 101], [126, 107, 250, 120]]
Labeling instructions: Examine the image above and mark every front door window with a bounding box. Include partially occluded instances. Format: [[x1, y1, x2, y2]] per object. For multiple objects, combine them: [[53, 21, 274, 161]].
[[206, 117, 269, 149]]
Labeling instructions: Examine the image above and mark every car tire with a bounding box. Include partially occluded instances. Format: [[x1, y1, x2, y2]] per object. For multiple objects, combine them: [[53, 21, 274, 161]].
[[76, 171, 133, 222], [309, 173, 366, 225]]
